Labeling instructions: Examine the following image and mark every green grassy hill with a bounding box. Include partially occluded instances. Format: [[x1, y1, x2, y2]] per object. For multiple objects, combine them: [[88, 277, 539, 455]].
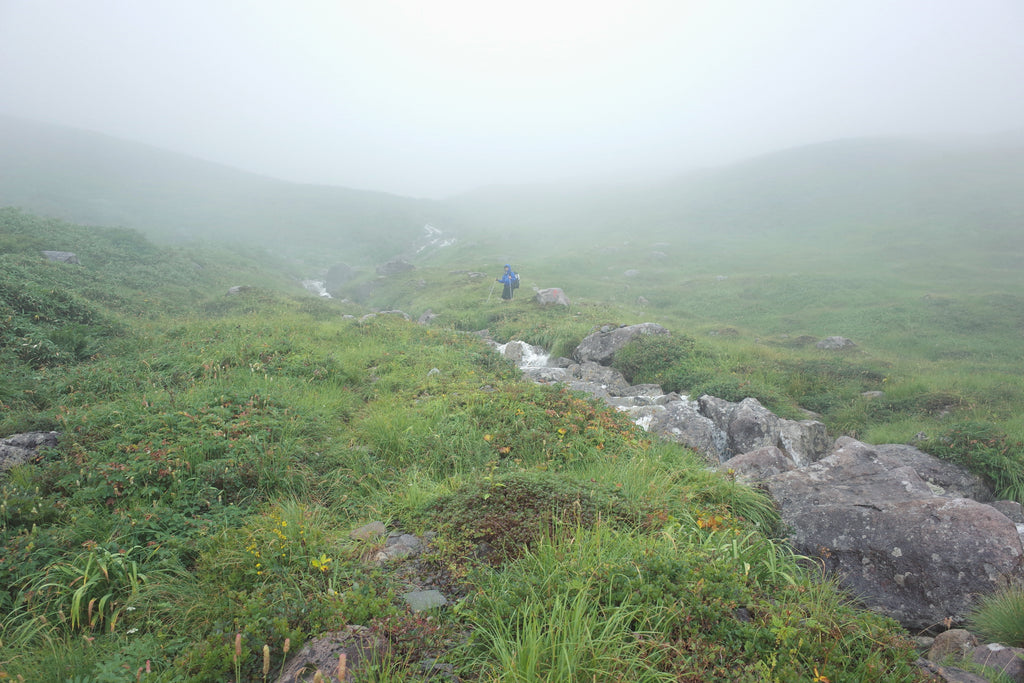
[[2, 123, 1023, 680], [0, 210, 939, 682]]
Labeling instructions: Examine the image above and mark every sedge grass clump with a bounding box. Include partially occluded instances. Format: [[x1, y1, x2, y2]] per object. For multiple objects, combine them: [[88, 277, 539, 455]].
[[924, 421, 1024, 504], [967, 586, 1024, 648], [29, 545, 152, 632], [458, 522, 922, 682]]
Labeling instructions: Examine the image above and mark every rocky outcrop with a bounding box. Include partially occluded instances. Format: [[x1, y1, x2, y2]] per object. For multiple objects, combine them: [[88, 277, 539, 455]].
[[0, 431, 60, 472], [572, 323, 669, 364], [779, 419, 831, 467], [722, 446, 796, 481], [701, 396, 782, 458], [639, 395, 829, 466], [376, 258, 414, 276], [494, 326, 1024, 636]]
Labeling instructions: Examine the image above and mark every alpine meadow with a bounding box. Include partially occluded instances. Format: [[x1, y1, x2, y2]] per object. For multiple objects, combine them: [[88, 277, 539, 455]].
[[2, 117, 1024, 682]]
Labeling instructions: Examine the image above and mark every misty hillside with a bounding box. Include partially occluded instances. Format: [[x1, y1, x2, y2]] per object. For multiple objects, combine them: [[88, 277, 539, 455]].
[[0, 116, 445, 263], [450, 136, 1024, 259], [2, 116, 1023, 273], [656, 137, 1024, 232]]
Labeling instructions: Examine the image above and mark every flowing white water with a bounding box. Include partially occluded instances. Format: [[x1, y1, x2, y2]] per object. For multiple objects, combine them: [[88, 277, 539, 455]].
[[302, 280, 332, 298], [496, 341, 551, 368]]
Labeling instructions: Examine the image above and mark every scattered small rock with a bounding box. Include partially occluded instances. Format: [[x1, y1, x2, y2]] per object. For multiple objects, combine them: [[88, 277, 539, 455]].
[[376, 259, 414, 275], [41, 250, 80, 264], [966, 642, 1024, 681], [816, 336, 856, 350], [350, 521, 387, 542], [929, 629, 979, 662], [402, 590, 448, 613]]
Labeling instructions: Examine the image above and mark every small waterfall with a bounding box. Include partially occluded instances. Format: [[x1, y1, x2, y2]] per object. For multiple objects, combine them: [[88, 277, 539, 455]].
[[496, 341, 551, 368], [302, 280, 332, 298]]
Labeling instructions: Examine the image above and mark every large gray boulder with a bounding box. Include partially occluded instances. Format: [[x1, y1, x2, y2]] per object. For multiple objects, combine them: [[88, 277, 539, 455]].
[[565, 362, 632, 397], [521, 366, 569, 384], [724, 397, 782, 456], [779, 419, 831, 467], [646, 399, 725, 461], [572, 323, 669, 365], [535, 288, 570, 306], [764, 439, 1024, 631], [721, 446, 797, 482], [870, 441, 994, 502]]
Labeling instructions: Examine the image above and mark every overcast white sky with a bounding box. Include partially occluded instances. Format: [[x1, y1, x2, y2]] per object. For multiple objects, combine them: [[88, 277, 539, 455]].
[[2, 0, 1023, 197]]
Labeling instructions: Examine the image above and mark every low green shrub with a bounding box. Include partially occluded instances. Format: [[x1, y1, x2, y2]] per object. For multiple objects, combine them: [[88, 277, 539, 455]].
[[611, 333, 701, 389], [687, 376, 788, 415]]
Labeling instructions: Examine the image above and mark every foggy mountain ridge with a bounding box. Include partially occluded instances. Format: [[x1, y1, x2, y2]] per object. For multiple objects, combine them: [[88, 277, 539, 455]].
[[451, 135, 1024, 239], [0, 115, 444, 263], [2, 115, 1023, 267]]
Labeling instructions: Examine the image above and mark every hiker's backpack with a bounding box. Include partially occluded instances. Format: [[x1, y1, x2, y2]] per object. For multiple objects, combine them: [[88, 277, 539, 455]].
[[512, 273, 520, 289]]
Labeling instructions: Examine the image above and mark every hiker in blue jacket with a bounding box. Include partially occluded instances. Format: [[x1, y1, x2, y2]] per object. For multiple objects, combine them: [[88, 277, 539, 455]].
[[497, 264, 519, 300]]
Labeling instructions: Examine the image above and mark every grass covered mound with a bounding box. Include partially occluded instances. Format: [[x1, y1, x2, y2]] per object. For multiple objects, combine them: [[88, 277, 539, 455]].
[[0, 210, 964, 681], [417, 470, 649, 566]]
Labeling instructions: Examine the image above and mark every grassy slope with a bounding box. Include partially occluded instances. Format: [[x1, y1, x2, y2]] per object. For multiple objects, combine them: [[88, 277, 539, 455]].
[[0, 212, 929, 681], [2, 126, 1023, 679], [337, 222, 1024, 503]]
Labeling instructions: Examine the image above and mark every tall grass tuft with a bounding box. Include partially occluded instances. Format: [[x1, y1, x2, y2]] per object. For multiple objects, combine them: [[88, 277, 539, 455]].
[[967, 586, 1024, 648], [30, 545, 151, 632]]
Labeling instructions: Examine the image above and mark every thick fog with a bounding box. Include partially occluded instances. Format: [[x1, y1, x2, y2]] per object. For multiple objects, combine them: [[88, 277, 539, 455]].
[[1, 0, 1022, 198]]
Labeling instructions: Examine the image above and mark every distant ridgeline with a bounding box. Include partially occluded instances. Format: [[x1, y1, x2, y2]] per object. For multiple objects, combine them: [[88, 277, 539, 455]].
[[2, 115, 1023, 267]]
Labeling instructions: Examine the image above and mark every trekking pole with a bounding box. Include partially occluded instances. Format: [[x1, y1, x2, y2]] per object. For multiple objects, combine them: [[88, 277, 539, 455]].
[[487, 280, 496, 302]]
